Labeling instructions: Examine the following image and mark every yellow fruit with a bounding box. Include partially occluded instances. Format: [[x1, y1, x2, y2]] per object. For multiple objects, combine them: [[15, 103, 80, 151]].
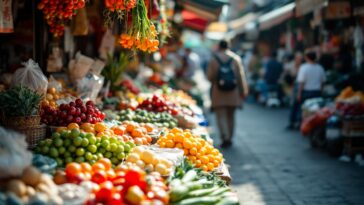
[[135, 160, 145, 168], [201, 165, 208, 172], [152, 157, 160, 166], [155, 164, 168, 175], [159, 158, 173, 168], [126, 153, 140, 163], [95, 123, 107, 133], [213, 160, 220, 167], [141, 150, 156, 164], [159, 142, 166, 148], [175, 143, 183, 149], [200, 156, 209, 164], [189, 147, 197, 156], [145, 164, 154, 171], [207, 163, 215, 171], [166, 133, 175, 140], [183, 140, 192, 149], [188, 156, 197, 163], [67, 123, 79, 130], [183, 149, 189, 155], [175, 133, 184, 143], [166, 140, 175, 148], [195, 160, 202, 167], [132, 146, 145, 155], [46, 93, 53, 101]]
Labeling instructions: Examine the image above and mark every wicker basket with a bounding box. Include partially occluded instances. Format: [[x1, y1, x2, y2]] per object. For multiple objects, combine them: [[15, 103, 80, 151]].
[[1, 115, 41, 128], [17, 124, 47, 149]]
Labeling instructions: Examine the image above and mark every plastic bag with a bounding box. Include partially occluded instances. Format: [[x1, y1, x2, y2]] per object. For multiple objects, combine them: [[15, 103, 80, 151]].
[[69, 52, 94, 84], [0, 127, 33, 178], [77, 73, 104, 102], [99, 29, 115, 60], [11, 59, 48, 95]]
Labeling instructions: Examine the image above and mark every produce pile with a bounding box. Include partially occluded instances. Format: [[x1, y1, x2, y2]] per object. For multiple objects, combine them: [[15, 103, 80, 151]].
[[1, 80, 238, 204]]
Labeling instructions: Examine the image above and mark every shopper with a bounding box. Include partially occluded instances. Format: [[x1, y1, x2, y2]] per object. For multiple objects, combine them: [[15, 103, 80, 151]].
[[287, 51, 325, 129], [207, 40, 249, 148]]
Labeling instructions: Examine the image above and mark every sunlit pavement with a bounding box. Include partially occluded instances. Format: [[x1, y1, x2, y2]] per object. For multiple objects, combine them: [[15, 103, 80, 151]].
[[208, 103, 364, 205]]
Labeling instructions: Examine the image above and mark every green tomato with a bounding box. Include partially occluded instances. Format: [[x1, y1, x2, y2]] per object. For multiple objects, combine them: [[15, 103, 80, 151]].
[[101, 140, 110, 148], [88, 136, 97, 145], [54, 138, 63, 147], [110, 143, 118, 152], [52, 132, 61, 139], [123, 144, 131, 152], [71, 128, 81, 138], [117, 152, 125, 160], [116, 145, 124, 153]]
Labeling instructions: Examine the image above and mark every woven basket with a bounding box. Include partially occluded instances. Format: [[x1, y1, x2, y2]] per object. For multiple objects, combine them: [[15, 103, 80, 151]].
[[2, 115, 41, 128], [17, 124, 47, 149]]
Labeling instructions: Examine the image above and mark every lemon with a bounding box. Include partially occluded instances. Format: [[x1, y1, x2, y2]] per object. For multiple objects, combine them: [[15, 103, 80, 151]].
[[141, 150, 156, 164], [159, 158, 173, 168], [155, 164, 169, 175], [136, 160, 145, 168], [126, 153, 140, 163], [132, 146, 145, 155]]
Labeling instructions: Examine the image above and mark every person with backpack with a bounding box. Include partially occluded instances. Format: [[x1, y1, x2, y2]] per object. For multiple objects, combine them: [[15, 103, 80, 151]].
[[207, 40, 249, 148]]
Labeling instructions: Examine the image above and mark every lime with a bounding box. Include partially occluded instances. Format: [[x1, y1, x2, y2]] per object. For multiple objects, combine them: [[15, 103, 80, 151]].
[[58, 147, 66, 155], [110, 157, 118, 165], [88, 160, 96, 164], [79, 132, 86, 138], [110, 143, 118, 152], [65, 157, 73, 164], [109, 137, 117, 143], [64, 139, 71, 147], [68, 145, 76, 153], [96, 153, 103, 160], [105, 152, 112, 158], [92, 154, 98, 161], [81, 138, 89, 147], [101, 136, 109, 142], [49, 148, 59, 158], [41, 146, 49, 154], [73, 137, 83, 147], [76, 148, 85, 156], [116, 145, 125, 153], [117, 152, 126, 160], [54, 138, 63, 147], [75, 156, 85, 163], [98, 147, 106, 154], [64, 151, 71, 158], [124, 144, 131, 152], [85, 152, 93, 161], [45, 139, 53, 147], [71, 128, 81, 138], [60, 130, 69, 138], [101, 140, 110, 148], [52, 132, 61, 139], [87, 145, 97, 153], [88, 136, 97, 145]]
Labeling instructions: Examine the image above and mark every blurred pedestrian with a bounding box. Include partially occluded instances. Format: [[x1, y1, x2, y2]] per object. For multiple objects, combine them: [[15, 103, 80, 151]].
[[207, 40, 249, 148], [287, 51, 325, 129]]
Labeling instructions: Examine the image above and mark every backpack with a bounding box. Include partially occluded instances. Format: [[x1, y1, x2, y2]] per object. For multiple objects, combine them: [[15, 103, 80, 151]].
[[214, 55, 237, 91]]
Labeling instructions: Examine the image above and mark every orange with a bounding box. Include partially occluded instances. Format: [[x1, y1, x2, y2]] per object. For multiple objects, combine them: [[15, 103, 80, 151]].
[[65, 162, 82, 176], [175, 133, 184, 143], [112, 126, 125, 135], [48, 87, 57, 94], [131, 128, 143, 138], [175, 143, 183, 149], [213, 160, 220, 167], [195, 160, 202, 167], [207, 163, 215, 171], [199, 147, 207, 155], [144, 124, 154, 132], [145, 135, 152, 144], [92, 163, 106, 172], [188, 156, 197, 163], [159, 142, 166, 148], [183, 140, 192, 149], [170, 127, 182, 134], [126, 123, 135, 133], [201, 165, 208, 172], [189, 147, 197, 156], [98, 158, 112, 170], [183, 149, 189, 155], [80, 163, 92, 173], [95, 123, 107, 133], [134, 138, 143, 145], [68, 123, 80, 130], [166, 133, 175, 141], [211, 149, 219, 155], [56, 126, 67, 133], [165, 140, 175, 148], [183, 132, 192, 139], [96, 132, 106, 137], [200, 156, 209, 164]]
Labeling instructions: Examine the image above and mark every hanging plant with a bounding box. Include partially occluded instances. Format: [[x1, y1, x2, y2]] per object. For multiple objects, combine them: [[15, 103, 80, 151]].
[[155, 0, 170, 46], [103, 0, 137, 26], [118, 0, 159, 53], [38, 0, 86, 37]]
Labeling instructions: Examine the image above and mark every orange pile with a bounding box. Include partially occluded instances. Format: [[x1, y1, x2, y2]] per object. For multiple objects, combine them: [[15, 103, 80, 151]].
[[157, 128, 223, 172]]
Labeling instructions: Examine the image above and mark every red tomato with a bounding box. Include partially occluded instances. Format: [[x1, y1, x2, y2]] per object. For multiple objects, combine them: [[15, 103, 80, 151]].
[[107, 192, 123, 205], [95, 181, 114, 202], [92, 171, 108, 184]]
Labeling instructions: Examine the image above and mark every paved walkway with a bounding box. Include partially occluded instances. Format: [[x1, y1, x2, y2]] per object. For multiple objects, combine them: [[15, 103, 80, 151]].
[[208, 104, 364, 205]]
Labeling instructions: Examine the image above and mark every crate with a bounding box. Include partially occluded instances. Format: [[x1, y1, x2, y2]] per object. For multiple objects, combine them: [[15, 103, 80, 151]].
[[341, 119, 364, 137]]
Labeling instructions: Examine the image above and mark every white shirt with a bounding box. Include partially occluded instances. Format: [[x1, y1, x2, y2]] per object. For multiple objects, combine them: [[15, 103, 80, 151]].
[[297, 63, 326, 91]]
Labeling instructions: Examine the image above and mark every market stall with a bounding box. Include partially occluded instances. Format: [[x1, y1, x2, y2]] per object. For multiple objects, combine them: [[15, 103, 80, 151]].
[[0, 0, 237, 204]]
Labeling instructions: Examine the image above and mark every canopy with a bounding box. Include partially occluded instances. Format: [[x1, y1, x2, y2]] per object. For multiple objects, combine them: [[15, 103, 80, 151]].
[[258, 2, 295, 31]]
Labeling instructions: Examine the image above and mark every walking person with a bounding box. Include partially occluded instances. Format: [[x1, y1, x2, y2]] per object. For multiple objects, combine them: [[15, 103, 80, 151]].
[[207, 40, 249, 148], [287, 51, 325, 129]]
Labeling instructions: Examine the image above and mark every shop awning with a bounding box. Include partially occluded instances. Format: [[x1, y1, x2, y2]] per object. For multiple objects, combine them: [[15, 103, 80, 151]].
[[228, 12, 259, 35], [295, 0, 328, 17], [258, 2, 295, 31], [181, 10, 209, 32]]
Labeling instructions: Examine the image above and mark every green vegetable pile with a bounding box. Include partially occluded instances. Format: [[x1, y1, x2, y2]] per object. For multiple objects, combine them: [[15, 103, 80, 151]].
[[169, 160, 239, 205], [118, 109, 178, 128]]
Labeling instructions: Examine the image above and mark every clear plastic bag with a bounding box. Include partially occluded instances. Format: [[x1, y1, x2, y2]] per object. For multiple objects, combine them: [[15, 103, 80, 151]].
[[69, 52, 94, 84], [11, 59, 48, 95], [0, 127, 32, 178], [77, 73, 104, 102]]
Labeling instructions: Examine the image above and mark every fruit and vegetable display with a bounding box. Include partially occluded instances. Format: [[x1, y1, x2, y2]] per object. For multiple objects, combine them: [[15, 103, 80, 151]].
[[138, 95, 179, 116], [34, 128, 135, 167], [41, 99, 105, 126], [118, 108, 178, 128], [157, 128, 223, 172]]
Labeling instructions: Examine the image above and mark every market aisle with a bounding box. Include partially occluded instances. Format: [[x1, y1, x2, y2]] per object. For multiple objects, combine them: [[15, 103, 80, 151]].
[[208, 104, 364, 205]]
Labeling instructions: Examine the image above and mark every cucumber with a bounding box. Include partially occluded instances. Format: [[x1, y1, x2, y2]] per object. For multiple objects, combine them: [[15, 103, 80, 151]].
[[185, 179, 213, 191], [186, 186, 220, 198], [209, 187, 230, 196], [182, 170, 197, 183], [170, 185, 190, 202], [171, 196, 222, 205]]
